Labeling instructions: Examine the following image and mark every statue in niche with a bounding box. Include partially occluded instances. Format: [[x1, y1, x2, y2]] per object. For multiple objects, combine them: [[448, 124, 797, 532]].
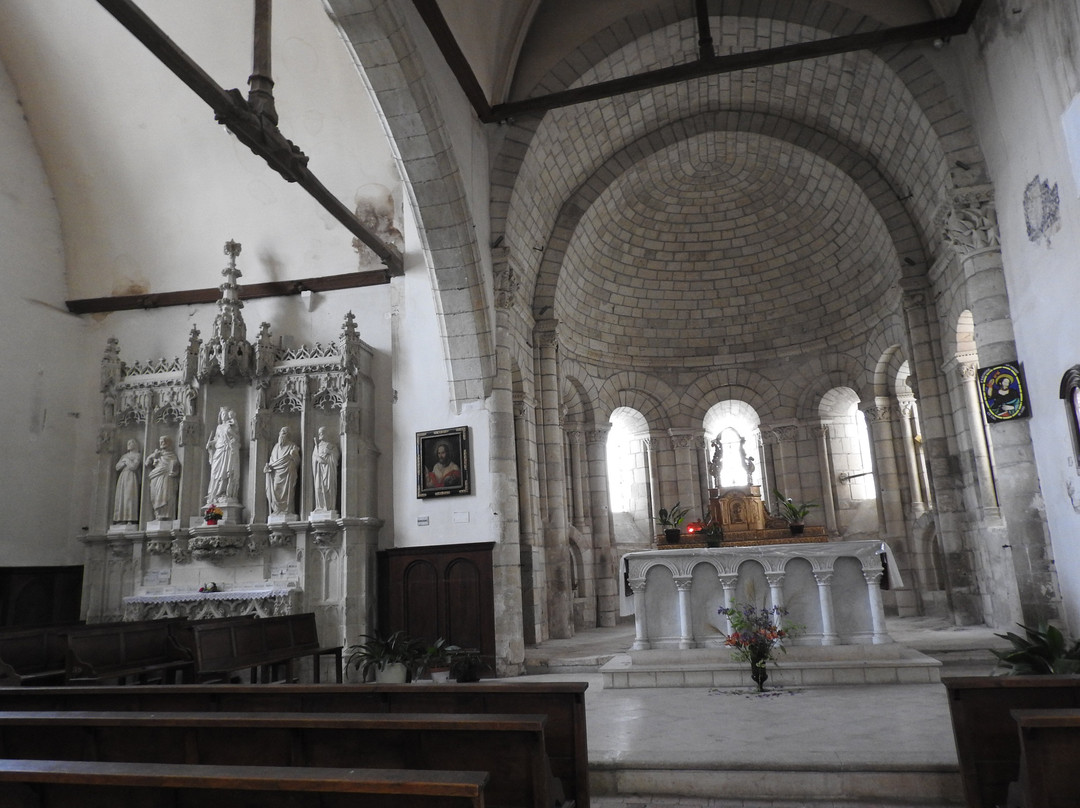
[[145, 435, 181, 521], [206, 407, 241, 503], [264, 426, 300, 515], [112, 439, 142, 523], [312, 426, 340, 513]]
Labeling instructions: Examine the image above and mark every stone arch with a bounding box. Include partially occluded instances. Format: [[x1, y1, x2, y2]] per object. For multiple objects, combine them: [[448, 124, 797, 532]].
[[326, 1, 494, 406], [596, 372, 680, 431]]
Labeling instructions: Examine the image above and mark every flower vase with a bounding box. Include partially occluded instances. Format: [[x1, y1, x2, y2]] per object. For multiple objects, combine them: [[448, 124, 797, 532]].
[[749, 647, 769, 692], [205, 519, 218, 525]]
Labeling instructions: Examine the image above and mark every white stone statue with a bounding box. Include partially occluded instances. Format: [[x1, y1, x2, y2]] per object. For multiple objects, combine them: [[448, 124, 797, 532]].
[[264, 425, 300, 515], [312, 426, 340, 513], [112, 439, 142, 523], [206, 406, 241, 503], [144, 435, 181, 521]]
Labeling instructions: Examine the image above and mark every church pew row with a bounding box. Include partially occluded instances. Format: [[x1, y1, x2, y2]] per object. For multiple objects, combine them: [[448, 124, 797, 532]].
[[170, 612, 343, 683], [65, 620, 193, 685], [0, 710, 557, 808], [1012, 708, 1080, 808], [943, 675, 1080, 808], [0, 758, 490, 808], [0, 681, 589, 808]]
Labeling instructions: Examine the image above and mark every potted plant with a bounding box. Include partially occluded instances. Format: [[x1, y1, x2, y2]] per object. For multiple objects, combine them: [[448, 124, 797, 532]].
[[701, 514, 723, 547], [446, 646, 485, 683], [203, 505, 223, 525], [344, 629, 421, 683], [415, 637, 453, 682], [654, 502, 689, 544], [773, 490, 816, 534]]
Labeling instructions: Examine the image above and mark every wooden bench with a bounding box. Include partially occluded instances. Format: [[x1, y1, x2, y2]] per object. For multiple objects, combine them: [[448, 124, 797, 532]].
[[0, 709, 554, 808], [0, 758, 490, 808], [1012, 708, 1080, 808], [0, 681, 589, 808], [64, 619, 194, 685], [943, 675, 1080, 808], [181, 612, 342, 683], [0, 626, 76, 686]]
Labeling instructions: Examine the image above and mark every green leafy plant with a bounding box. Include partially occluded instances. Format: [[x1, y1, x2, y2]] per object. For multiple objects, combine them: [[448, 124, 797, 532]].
[[773, 490, 816, 524], [654, 502, 689, 529], [344, 630, 423, 682], [992, 621, 1080, 675]]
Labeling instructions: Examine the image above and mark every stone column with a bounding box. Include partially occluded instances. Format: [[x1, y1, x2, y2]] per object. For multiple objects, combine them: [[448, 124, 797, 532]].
[[956, 357, 1000, 514], [719, 573, 739, 632], [813, 570, 839, 645], [896, 397, 927, 518], [861, 402, 906, 540], [674, 576, 694, 649], [765, 571, 785, 613], [565, 424, 588, 530], [862, 568, 888, 644], [813, 425, 838, 532], [586, 426, 618, 627], [489, 324, 526, 674], [768, 425, 800, 499], [629, 579, 650, 650], [534, 321, 573, 638], [514, 395, 546, 645]]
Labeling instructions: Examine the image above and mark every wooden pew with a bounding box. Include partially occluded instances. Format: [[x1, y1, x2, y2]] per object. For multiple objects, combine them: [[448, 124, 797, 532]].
[[64, 619, 194, 685], [0, 758, 490, 808], [0, 710, 552, 808], [181, 612, 342, 683], [0, 626, 76, 686], [943, 675, 1080, 808], [0, 681, 589, 808], [1012, 708, 1080, 808]]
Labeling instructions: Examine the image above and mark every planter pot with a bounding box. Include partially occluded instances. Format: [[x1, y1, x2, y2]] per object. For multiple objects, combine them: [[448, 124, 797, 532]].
[[664, 528, 682, 544], [429, 667, 451, 683], [789, 523, 805, 535], [205, 519, 218, 526], [375, 662, 408, 683]]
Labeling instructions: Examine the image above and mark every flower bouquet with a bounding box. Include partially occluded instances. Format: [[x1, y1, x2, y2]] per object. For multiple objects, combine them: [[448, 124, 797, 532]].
[[719, 602, 793, 691], [203, 505, 224, 524]]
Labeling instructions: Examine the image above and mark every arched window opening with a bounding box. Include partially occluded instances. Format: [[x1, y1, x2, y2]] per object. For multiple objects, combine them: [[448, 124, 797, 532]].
[[607, 407, 649, 515], [819, 387, 876, 503], [702, 401, 763, 489]]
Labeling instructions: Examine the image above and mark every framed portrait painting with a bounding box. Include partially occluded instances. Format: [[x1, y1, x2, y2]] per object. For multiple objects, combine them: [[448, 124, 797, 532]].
[[978, 362, 1031, 423], [416, 427, 471, 498]]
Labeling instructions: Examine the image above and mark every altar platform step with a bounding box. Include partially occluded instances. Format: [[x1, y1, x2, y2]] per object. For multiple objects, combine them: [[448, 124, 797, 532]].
[[599, 643, 944, 689]]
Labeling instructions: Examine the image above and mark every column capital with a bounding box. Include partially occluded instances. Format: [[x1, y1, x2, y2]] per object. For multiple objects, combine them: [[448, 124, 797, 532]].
[[942, 185, 999, 259]]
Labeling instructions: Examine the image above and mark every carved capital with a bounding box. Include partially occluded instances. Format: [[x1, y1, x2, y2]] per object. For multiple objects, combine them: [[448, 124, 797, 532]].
[[862, 405, 895, 423], [943, 187, 999, 258]]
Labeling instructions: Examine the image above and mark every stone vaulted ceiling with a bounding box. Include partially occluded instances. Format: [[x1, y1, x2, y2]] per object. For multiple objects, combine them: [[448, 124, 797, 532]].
[[445, 0, 981, 377]]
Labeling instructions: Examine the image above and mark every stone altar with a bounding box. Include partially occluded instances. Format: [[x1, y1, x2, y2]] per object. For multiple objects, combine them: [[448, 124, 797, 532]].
[[608, 540, 933, 688]]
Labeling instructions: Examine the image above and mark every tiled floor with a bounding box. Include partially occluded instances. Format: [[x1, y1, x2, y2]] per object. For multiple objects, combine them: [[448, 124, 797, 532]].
[[519, 616, 1006, 807]]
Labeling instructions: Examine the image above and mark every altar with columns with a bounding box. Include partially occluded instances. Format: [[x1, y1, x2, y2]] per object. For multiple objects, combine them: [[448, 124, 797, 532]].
[[604, 539, 940, 688]]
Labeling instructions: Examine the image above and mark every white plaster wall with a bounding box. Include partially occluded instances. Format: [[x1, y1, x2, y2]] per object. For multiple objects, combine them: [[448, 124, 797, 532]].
[[0, 58, 87, 566], [953, 4, 1080, 634]]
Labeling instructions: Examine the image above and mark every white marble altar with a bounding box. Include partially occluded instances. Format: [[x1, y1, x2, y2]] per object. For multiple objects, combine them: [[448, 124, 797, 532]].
[[623, 540, 900, 650]]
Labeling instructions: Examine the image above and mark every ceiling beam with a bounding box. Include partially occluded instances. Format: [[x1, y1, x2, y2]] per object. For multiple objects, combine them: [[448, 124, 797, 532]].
[[95, 0, 404, 277], [65, 269, 390, 315], [417, 1, 983, 124]]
